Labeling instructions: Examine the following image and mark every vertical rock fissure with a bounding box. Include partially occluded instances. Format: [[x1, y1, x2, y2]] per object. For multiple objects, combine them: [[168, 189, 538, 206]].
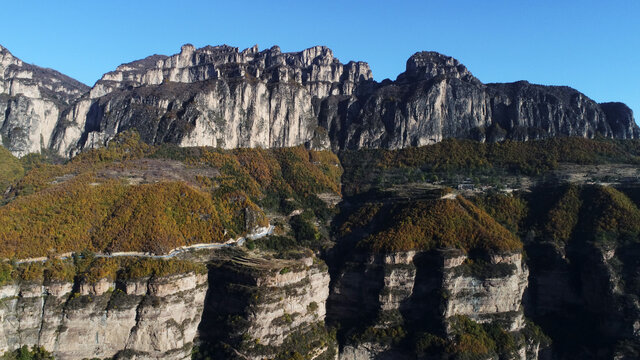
[[123, 277, 152, 349], [35, 291, 48, 346]]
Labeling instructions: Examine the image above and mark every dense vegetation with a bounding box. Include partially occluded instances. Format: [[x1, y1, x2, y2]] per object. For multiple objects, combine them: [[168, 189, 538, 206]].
[[341, 137, 640, 194], [0, 146, 23, 196], [346, 197, 522, 253], [347, 313, 549, 360], [0, 346, 54, 360], [410, 316, 550, 360], [0, 132, 341, 258], [471, 192, 528, 234], [0, 255, 206, 286], [348, 137, 640, 174], [523, 184, 640, 247], [0, 179, 234, 258]]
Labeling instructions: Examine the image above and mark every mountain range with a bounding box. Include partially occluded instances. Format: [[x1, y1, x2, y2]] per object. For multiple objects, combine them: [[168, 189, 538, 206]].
[[1, 43, 637, 158]]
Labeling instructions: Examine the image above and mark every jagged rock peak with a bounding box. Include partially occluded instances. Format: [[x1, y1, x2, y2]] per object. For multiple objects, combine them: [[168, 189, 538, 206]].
[[0, 44, 89, 103], [397, 51, 479, 84], [90, 43, 373, 98], [0, 44, 89, 157]]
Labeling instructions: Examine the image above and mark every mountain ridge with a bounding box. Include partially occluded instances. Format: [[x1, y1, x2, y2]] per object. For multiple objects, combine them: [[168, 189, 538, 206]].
[[0, 43, 637, 158]]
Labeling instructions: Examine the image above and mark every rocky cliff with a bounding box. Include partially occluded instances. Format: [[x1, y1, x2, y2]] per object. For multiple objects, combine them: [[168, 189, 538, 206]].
[[197, 251, 336, 360], [1, 44, 637, 158], [0, 45, 89, 157], [0, 271, 206, 359], [49, 44, 372, 157], [328, 248, 545, 360]]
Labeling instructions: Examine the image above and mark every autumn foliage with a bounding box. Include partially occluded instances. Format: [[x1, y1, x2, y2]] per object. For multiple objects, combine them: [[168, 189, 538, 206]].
[[357, 197, 522, 253], [0, 131, 342, 259]]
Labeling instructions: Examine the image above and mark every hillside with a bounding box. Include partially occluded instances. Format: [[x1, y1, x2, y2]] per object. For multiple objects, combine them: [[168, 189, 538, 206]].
[[1, 135, 640, 359], [0, 131, 341, 258]]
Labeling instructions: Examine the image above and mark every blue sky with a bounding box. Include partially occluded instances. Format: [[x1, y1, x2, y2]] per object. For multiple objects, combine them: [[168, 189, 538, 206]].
[[2, 1, 638, 122]]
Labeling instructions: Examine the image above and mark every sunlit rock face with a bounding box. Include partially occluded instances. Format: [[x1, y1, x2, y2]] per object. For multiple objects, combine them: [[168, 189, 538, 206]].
[[328, 249, 544, 360], [0, 42, 624, 158], [50, 44, 373, 157], [1, 43, 637, 158], [198, 255, 336, 360], [0, 45, 89, 157], [0, 272, 207, 359]]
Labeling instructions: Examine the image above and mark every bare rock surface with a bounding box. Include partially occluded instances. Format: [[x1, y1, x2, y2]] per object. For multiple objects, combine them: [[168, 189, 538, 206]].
[[0, 43, 636, 158]]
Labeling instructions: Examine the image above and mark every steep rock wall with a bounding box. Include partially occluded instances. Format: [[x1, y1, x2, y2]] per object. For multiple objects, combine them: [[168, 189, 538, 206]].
[[0, 45, 88, 157], [198, 254, 336, 360], [329, 249, 543, 359], [0, 272, 206, 359]]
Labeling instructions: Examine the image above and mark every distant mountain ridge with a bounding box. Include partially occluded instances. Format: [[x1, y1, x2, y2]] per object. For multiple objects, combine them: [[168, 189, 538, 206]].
[[0, 43, 637, 158], [0, 45, 89, 157]]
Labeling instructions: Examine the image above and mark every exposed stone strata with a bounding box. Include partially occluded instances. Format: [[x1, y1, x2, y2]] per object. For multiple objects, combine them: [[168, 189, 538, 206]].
[[199, 255, 333, 360], [443, 251, 528, 331], [0, 45, 89, 157], [0, 272, 206, 360], [50, 44, 372, 156], [526, 240, 640, 359], [329, 249, 536, 359], [0, 43, 637, 157]]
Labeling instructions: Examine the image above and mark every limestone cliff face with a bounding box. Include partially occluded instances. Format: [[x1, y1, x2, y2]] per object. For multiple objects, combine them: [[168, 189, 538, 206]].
[[0, 45, 89, 157], [0, 272, 206, 360], [50, 44, 372, 156], [331, 53, 638, 149], [329, 249, 543, 360], [198, 254, 336, 360], [1, 44, 637, 157], [526, 240, 640, 359], [50, 47, 638, 157]]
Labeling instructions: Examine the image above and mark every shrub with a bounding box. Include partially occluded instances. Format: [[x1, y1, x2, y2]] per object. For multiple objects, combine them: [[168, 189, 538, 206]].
[[0, 262, 14, 286], [0, 345, 54, 360], [414, 332, 447, 357], [447, 316, 496, 357]]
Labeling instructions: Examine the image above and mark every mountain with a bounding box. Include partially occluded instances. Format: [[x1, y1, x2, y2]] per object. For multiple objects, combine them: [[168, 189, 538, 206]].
[[0, 45, 89, 157], [2, 136, 640, 359], [0, 44, 638, 158]]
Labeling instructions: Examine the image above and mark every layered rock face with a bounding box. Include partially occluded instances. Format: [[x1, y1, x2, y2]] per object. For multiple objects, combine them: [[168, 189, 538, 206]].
[[2, 43, 636, 157], [0, 272, 206, 359], [329, 249, 544, 359], [50, 44, 372, 156], [333, 53, 638, 149], [527, 239, 640, 359], [49, 46, 638, 157], [198, 253, 335, 360], [0, 45, 89, 157]]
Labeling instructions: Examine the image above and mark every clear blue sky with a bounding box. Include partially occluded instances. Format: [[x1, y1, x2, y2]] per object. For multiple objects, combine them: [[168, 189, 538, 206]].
[[1, 1, 638, 123]]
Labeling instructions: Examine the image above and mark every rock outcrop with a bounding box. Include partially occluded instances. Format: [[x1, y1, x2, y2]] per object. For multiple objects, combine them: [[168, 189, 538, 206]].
[[198, 253, 336, 360], [0, 272, 207, 359], [0, 45, 89, 157], [1, 43, 637, 157], [526, 236, 640, 359], [328, 249, 545, 359]]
